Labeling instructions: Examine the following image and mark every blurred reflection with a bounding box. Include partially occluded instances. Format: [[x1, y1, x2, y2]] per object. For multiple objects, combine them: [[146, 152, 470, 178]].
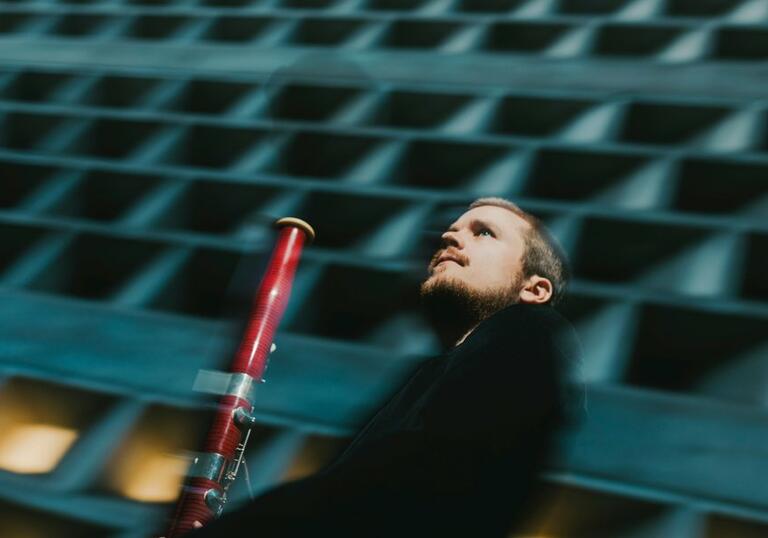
[[0, 423, 77, 474], [0, 378, 109, 475], [281, 433, 347, 483], [115, 442, 189, 502], [105, 406, 207, 503]]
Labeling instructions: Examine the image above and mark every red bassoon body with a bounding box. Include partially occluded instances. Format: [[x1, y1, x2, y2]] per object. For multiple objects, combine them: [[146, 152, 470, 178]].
[[166, 217, 315, 536]]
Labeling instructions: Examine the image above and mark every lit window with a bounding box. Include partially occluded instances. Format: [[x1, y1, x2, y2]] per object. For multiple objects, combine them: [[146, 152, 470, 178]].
[[117, 445, 190, 503], [0, 423, 77, 474]]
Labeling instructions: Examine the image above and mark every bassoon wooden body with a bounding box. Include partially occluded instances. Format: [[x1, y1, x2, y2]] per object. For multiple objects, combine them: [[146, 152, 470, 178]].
[[166, 217, 315, 536]]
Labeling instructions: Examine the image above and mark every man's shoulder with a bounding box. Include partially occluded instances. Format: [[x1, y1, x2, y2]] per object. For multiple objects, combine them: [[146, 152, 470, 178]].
[[490, 304, 586, 419], [447, 303, 583, 380], [434, 303, 585, 426], [472, 303, 576, 347]]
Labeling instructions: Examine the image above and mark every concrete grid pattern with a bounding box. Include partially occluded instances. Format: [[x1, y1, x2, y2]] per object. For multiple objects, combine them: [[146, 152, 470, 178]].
[[0, 0, 767, 536]]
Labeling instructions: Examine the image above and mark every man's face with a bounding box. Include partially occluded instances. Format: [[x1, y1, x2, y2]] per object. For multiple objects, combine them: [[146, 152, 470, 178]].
[[422, 205, 529, 298]]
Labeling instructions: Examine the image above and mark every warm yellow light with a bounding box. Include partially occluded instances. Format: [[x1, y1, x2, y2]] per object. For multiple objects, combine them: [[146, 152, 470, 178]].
[[0, 522, 45, 538], [0, 423, 77, 474], [120, 451, 189, 503], [282, 435, 343, 483]]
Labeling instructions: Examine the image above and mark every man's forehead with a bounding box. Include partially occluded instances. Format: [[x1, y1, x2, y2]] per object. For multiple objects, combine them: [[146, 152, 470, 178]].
[[449, 205, 529, 232]]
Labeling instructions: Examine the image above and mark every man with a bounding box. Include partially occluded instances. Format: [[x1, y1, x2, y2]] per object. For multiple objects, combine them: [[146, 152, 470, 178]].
[[189, 197, 582, 537]]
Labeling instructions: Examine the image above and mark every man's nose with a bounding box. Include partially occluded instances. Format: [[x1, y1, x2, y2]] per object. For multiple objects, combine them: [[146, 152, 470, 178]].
[[441, 230, 463, 249]]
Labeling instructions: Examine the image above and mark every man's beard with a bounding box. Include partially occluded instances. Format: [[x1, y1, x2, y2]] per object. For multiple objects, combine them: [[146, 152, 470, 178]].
[[419, 271, 522, 350]]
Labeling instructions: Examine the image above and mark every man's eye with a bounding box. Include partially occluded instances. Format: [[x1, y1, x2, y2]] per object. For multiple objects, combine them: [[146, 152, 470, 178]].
[[477, 228, 494, 237]]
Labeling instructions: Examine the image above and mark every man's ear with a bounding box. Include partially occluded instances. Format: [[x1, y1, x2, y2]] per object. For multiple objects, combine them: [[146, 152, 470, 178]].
[[518, 275, 553, 304]]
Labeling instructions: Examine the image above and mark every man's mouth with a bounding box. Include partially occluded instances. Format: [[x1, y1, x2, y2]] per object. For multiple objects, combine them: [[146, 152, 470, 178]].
[[436, 259, 459, 266]]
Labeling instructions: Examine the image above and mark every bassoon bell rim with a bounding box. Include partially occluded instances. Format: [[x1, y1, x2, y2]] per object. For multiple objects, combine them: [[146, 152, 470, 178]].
[[274, 217, 316, 244]]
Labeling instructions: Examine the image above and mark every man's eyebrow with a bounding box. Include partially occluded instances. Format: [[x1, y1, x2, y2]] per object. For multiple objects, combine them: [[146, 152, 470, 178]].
[[446, 219, 502, 234], [472, 219, 501, 235]]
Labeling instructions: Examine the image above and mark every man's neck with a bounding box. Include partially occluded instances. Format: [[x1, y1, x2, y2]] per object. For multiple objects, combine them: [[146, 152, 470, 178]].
[[449, 302, 530, 349]]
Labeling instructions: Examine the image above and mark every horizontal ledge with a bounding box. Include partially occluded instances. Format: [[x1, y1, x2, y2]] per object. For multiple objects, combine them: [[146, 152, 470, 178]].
[[544, 469, 768, 526], [0, 40, 766, 99]]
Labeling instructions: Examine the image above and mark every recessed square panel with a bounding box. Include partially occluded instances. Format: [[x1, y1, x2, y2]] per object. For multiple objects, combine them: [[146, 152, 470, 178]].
[[714, 27, 768, 61], [365, 90, 472, 129], [626, 304, 768, 399], [619, 102, 730, 145], [0, 222, 49, 277], [26, 233, 166, 300], [64, 119, 162, 159], [78, 75, 162, 109], [557, 0, 627, 14], [160, 125, 265, 169], [149, 181, 280, 235], [280, 0, 339, 9], [0, 70, 76, 103], [525, 148, 651, 201], [665, 0, 738, 17], [268, 83, 364, 122], [287, 18, 368, 46], [570, 216, 710, 285], [202, 16, 276, 43], [44, 171, 162, 222], [49, 14, 113, 37], [0, 112, 71, 151], [123, 15, 193, 40], [489, 96, 595, 137], [388, 139, 510, 188], [364, 0, 427, 11], [164, 79, 255, 115], [378, 20, 463, 49], [482, 22, 572, 52], [595, 24, 686, 57], [0, 161, 56, 209], [125, 0, 177, 4], [0, 14, 33, 34], [285, 263, 420, 343], [265, 131, 381, 179], [454, 0, 523, 13], [672, 158, 768, 216], [292, 191, 410, 250], [200, 0, 256, 5], [147, 247, 243, 318], [741, 233, 768, 303]]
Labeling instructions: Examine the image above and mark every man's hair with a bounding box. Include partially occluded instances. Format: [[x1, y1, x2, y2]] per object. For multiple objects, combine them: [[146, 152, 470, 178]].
[[468, 197, 570, 306]]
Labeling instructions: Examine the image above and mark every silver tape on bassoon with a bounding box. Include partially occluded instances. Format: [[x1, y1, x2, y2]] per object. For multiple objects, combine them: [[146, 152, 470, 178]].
[[193, 370, 258, 405]]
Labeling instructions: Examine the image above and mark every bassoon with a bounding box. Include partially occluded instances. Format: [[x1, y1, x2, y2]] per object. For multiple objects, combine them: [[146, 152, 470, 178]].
[[165, 217, 315, 536]]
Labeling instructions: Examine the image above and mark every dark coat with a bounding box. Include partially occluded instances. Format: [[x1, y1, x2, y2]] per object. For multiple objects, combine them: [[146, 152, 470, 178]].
[[190, 302, 582, 537]]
